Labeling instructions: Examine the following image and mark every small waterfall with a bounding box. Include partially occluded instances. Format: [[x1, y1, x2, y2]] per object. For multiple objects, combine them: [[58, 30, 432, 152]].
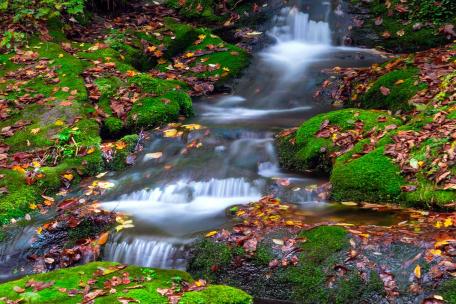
[[104, 234, 188, 269], [270, 7, 331, 44], [102, 178, 263, 236]]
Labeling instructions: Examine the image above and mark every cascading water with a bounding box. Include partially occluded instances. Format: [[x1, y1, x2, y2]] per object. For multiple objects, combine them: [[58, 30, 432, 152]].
[[103, 3, 340, 267], [0, 2, 396, 282], [98, 2, 385, 270]]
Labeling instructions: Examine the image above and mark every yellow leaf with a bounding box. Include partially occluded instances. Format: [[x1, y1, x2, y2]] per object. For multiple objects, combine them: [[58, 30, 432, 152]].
[[163, 129, 179, 138], [359, 234, 370, 238], [96, 232, 109, 245], [115, 141, 127, 150], [429, 249, 442, 256], [182, 124, 203, 130], [58, 53, 64, 58], [414, 265, 421, 279], [184, 52, 194, 58], [54, 119, 64, 126], [87, 147, 95, 154], [12, 165, 26, 174], [31, 128, 40, 134], [222, 67, 230, 72], [198, 34, 206, 40], [63, 173, 74, 181], [32, 161, 41, 168], [36, 227, 43, 234], [29, 203, 37, 210], [434, 221, 442, 228], [444, 218, 453, 227], [126, 70, 137, 77], [205, 231, 217, 237], [395, 79, 405, 85]]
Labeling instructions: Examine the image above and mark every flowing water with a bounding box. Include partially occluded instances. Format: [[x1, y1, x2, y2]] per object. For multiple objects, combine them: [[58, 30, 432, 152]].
[[0, 1, 400, 279], [98, 3, 393, 270]]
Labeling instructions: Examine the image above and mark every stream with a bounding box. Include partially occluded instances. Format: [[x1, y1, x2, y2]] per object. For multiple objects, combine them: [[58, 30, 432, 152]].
[[99, 4, 394, 270], [0, 1, 403, 281]]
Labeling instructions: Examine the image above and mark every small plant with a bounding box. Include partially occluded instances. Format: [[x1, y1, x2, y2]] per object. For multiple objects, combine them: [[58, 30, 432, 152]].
[[0, 30, 26, 50]]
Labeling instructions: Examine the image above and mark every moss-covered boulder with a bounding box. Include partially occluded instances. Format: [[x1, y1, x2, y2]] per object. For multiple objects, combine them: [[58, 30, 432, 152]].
[[348, 0, 456, 52], [189, 226, 385, 303], [276, 108, 402, 175], [0, 262, 252, 304], [353, 66, 427, 112]]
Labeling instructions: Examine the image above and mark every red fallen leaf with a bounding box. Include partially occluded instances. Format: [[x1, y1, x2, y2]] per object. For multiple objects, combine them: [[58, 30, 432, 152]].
[[57, 198, 79, 211], [380, 86, 390, 96]]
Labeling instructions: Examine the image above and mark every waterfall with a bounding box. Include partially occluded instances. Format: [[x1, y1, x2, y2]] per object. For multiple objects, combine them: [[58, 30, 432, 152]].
[[101, 178, 262, 236], [270, 7, 331, 44], [104, 234, 188, 269]]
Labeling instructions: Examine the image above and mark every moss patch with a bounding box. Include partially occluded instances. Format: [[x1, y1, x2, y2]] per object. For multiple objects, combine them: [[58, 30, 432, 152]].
[[0, 262, 252, 303], [276, 108, 401, 175]]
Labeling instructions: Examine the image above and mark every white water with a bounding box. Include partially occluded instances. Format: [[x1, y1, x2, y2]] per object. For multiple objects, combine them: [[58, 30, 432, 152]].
[[104, 234, 189, 269], [102, 6, 337, 269], [103, 178, 263, 236], [200, 5, 333, 124]]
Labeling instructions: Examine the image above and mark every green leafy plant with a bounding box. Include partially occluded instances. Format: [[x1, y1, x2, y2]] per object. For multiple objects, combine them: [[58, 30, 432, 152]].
[[0, 30, 26, 50]]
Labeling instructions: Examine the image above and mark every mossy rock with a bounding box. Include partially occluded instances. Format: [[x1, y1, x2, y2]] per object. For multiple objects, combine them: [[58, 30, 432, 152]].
[[331, 145, 405, 203], [189, 226, 385, 303], [350, 0, 455, 52], [354, 66, 427, 112], [0, 262, 252, 303], [276, 108, 401, 175], [166, 0, 224, 23]]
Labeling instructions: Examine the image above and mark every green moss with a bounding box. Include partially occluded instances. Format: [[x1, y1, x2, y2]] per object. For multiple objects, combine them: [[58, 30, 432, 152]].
[[105, 134, 138, 171], [0, 170, 40, 224], [276, 108, 401, 175], [331, 146, 405, 202], [186, 29, 250, 80], [167, 0, 223, 23], [162, 17, 200, 58], [440, 278, 456, 304], [129, 74, 187, 95], [127, 96, 180, 130], [0, 262, 249, 303], [356, 67, 427, 111], [103, 117, 124, 135], [188, 239, 233, 280], [285, 226, 347, 303], [180, 285, 253, 304], [253, 244, 274, 266]]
